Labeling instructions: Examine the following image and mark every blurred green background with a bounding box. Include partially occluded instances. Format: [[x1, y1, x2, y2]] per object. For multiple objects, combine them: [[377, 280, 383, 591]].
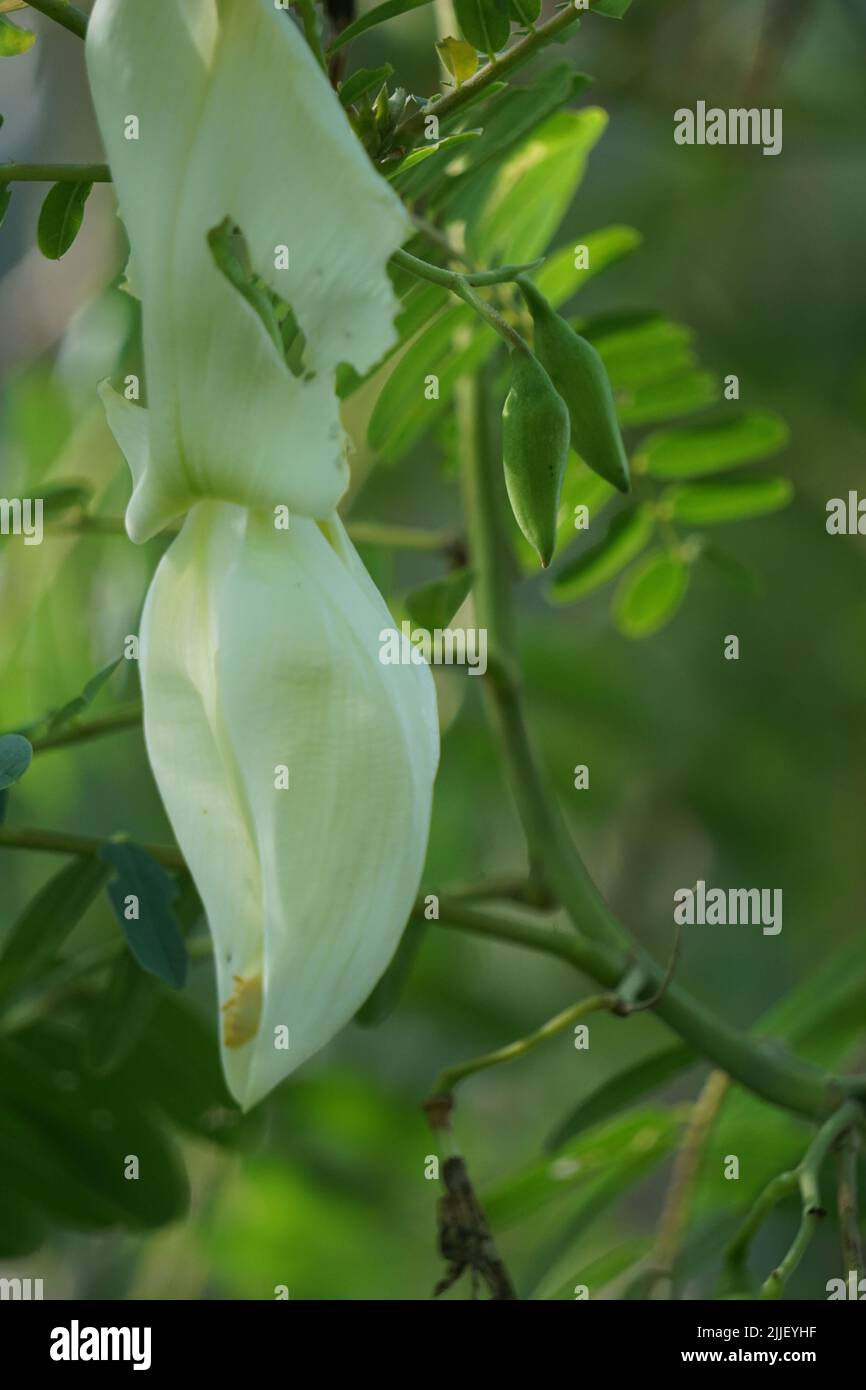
[[1, 0, 865, 1299]]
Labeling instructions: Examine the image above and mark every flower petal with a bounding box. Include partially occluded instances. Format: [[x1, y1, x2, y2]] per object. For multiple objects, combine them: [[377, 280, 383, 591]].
[[141, 502, 439, 1107], [87, 0, 411, 541]]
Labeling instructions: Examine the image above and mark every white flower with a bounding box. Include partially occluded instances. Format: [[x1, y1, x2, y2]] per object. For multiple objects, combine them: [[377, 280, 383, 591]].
[[86, 0, 439, 1107]]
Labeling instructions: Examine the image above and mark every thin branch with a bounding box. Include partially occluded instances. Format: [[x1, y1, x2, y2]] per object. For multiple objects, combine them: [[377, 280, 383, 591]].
[[22, 0, 87, 40], [835, 1128, 864, 1285], [648, 1070, 730, 1299], [430, 991, 617, 1097], [0, 824, 184, 871], [0, 162, 111, 184], [31, 701, 143, 753]]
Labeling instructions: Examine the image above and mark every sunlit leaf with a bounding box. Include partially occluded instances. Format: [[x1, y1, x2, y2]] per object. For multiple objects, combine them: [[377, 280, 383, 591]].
[[637, 412, 790, 479], [435, 36, 478, 86], [613, 549, 689, 639], [550, 504, 655, 603], [0, 13, 34, 55], [662, 476, 793, 526]]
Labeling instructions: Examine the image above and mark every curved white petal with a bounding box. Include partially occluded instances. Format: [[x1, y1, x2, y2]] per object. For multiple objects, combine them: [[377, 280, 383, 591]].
[[141, 503, 439, 1108], [87, 0, 411, 541]]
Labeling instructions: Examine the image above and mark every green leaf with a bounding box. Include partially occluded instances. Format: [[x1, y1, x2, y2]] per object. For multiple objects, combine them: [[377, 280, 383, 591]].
[[0, 13, 34, 54], [613, 550, 690, 639], [699, 541, 761, 596], [435, 36, 478, 86], [100, 842, 188, 990], [545, 1238, 651, 1300], [470, 108, 608, 263], [455, 0, 510, 54], [637, 412, 790, 480], [329, 0, 433, 53], [532, 225, 641, 305], [85, 951, 163, 1076], [484, 1107, 680, 1228], [432, 65, 591, 213], [551, 504, 655, 603], [508, 0, 540, 22], [338, 64, 394, 107], [593, 0, 633, 15], [617, 370, 719, 428], [111, 995, 254, 1147], [36, 181, 93, 260], [0, 732, 32, 790], [0, 183, 11, 227], [0, 857, 110, 1000], [0, 1026, 189, 1230], [389, 129, 480, 179], [590, 316, 696, 390], [47, 656, 121, 734], [545, 1043, 696, 1150], [405, 568, 474, 631], [356, 920, 428, 1026], [662, 476, 793, 526], [0, 1190, 45, 1258]]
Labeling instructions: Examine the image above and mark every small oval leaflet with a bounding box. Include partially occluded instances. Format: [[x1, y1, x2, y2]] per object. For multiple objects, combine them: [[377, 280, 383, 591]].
[[37, 180, 93, 260]]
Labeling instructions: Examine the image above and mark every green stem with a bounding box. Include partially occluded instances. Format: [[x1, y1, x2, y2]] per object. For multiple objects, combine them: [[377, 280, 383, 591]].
[[22, 0, 87, 40], [835, 1130, 864, 1285], [0, 824, 183, 871], [456, 358, 847, 1122], [395, 2, 586, 141], [0, 163, 110, 184], [393, 248, 530, 353], [31, 701, 144, 754], [724, 1170, 799, 1284], [431, 991, 616, 1096], [53, 511, 459, 555]]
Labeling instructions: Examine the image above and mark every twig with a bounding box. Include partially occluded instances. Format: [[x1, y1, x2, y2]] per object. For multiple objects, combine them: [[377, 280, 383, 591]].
[[21, 0, 87, 40], [834, 1128, 864, 1285], [648, 1070, 730, 1299]]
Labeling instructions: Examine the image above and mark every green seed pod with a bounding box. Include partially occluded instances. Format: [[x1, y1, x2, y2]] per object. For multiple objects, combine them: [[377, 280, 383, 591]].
[[520, 279, 630, 495], [501, 348, 571, 568]]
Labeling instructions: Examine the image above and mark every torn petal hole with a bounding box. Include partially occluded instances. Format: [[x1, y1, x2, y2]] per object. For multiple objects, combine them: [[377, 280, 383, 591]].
[[206, 216, 315, 382]]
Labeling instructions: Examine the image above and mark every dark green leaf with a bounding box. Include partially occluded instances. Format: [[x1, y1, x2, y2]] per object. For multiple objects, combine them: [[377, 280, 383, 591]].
[[388, 129, 481, 179], [329, 0, 433, 54], [637, 412, 790, 479], [593, 0, 633, 15], [0, 14, 35, 55], [663, 476, 793, 526], [100, 842, 188, 990], [455, 0, 510, 54], [405, 568, 474, 631], [545, 1043, 696, 1149], [551, 504, 654, 603], [613, 549, 690, 639], [0, 183, 11, 228], [0, 1026, 189, 1229], [0, 857, 109, 1000], [339, 64, 394, 107], [0, 732, 32, 790], [508, 0, 540, 23], [36, 181, 93, 260], [0, 1189, 45, 1257], [47, 656, 121, 733], [85, 951, 163, 1076]]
